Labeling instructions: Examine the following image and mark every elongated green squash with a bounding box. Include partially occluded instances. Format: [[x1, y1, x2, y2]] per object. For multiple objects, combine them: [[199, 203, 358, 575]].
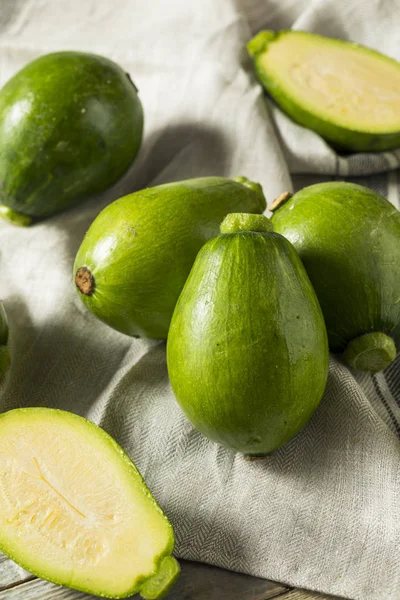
[[74, 176, 266, 339], [270, 182, 400, 373], [0, 408, 179, 599], [247, 30, 400, 152], [167, 213, 329, 456], [0, 52, 143, 224]]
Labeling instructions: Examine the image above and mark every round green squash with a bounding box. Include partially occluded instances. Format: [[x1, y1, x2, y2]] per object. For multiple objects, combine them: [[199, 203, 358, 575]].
[[0, 300, 10, 378], [74, 176, 266, 340], [0, 52, 143, 225], [270, 182, 400, 373], [167, 213, 329, 456]]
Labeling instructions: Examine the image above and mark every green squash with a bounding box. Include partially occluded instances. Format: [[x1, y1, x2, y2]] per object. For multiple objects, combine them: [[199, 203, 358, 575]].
[[247, 30, 400, 152], [0, 408, 179, 599], [0, 300, 10, 378], [270, 182, 400, 373], [0, 52, 143, 225], [167, 213, 329, 456], [74, 176, 266, 339]]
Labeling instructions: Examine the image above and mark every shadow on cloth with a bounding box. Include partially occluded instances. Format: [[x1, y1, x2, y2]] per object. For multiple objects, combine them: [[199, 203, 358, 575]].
[[0, 294, 131, 416]]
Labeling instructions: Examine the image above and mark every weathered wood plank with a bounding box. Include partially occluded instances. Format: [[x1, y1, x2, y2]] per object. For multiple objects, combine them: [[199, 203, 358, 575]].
[[0, 555, 32, 590], [0, 560, 289, 599], [277, 590, 345, 600], [162, 560, 289, 600]]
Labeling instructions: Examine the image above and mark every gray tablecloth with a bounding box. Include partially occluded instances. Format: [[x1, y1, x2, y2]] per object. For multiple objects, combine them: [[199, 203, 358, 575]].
[[0, 1, 399, 599]]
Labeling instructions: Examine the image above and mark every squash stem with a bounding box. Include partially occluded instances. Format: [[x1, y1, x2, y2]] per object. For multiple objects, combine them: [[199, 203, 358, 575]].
[[269, 191, 292, 213], [220, 213, 273, 234], [140, 556, 180, 600], [233, 176, 267, 213], [75, 267, 95, 296], [343, 332, 396, 373], [0, 205, 33, 227], [246, 31, 277, 58]]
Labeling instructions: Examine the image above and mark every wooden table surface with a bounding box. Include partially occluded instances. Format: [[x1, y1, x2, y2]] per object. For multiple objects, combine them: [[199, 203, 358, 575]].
[[0, 554, 343, 600]]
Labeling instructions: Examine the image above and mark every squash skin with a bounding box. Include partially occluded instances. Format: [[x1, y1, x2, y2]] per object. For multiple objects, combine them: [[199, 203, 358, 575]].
[[271, 182, 400, 364], [247, 31, 400, 152], [0, 52, 143, 222], [167, 224, 329, 456], [74, 177, 266, 340]]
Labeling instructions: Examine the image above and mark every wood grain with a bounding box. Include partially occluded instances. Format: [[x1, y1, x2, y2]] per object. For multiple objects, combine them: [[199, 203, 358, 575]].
[[0, 559, 289, 599], [0, 555, 32, 591]]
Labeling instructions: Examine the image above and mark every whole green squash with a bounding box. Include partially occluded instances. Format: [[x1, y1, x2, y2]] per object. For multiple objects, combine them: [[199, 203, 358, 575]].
[[74, 177, 266, 339], [167, 213, 329, 456], [270, 182, 400, 373], [0, 52, 143, 225]]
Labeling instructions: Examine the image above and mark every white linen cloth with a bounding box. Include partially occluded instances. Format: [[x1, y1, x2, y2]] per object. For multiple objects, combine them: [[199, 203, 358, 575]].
[[0, 1, 399, 599]]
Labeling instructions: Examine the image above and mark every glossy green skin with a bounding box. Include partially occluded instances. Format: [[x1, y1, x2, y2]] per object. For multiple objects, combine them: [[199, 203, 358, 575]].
[[74, 177, 266, 339], [271, 182, 400, 353], [0, 52, 143, 220], [247, 31, 400, 152], [167, 231, 329, 455], [0, 301, 10, 379]]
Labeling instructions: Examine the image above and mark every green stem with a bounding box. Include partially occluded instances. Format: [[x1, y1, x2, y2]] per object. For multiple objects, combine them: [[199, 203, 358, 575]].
[[0, 205, 33, 227], [246, 30, 277, 58], [343, 332, 396, 373], [220, 212, 273, 234], [233, 176, 267, 213], [140, 556, 180, 600]]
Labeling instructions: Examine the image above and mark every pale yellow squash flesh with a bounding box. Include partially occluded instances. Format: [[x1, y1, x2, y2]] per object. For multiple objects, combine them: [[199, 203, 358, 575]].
[[259, 31, 400, 132], [0, 408, 175, 598]]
